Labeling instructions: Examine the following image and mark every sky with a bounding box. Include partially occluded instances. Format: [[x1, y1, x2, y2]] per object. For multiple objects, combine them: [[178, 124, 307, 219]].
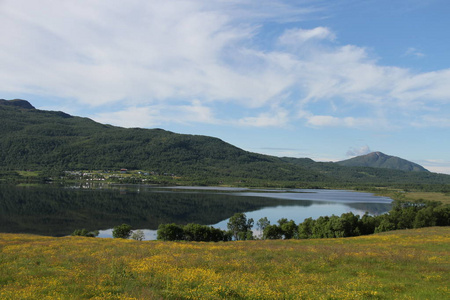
[[1, 0, 450, 174]]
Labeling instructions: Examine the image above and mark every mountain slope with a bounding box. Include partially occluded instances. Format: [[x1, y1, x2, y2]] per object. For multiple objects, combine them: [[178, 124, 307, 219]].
[[1, 99, 449, 186], [337, 152, 429, 172], [0, 99, 322, 182]]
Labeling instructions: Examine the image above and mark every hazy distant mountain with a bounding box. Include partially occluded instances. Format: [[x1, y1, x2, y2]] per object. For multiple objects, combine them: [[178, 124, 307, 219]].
[[337, 152, 429, 172]]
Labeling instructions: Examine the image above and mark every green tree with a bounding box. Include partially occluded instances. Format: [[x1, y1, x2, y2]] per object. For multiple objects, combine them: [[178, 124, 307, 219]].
[[336, 212, 361, 237], [183, 223, 210, 242], [298, 217, 314, 239], [359, 212, 378, 235], [263, 224, 283, 239], [157, 223, 184, 241], [227, 213, 254, 240], [256, 217, 270, 239], [278, 218, 297, 239], [374, 216, 396, 233], [112, 224, 132, 239], [130, 229, 145, 241], [434, 205, 450, 226]]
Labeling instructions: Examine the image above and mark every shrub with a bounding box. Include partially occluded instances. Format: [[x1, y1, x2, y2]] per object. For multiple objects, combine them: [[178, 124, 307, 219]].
[[112, 224, 132, 239], [71, 228, 99, 237]]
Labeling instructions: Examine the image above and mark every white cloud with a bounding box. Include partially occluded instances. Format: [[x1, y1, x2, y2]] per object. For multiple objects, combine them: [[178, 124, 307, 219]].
[[92, 100, 217, 128], [279, 27, 335, 44], [238, 108, 289, 127], [411, 114, 450, 128], [390, 69, 450, 107], [346, 146, 371, 157], [304, 114, 377, 129], [404, 47, 425, 58], [0, 0, 450, 131], [420, 159, 450, 175], [92, 106, 160, 128]]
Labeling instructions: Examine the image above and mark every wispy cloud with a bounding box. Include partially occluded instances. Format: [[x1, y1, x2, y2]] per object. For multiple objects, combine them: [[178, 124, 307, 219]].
[[346, 145, 371, 157], [305, 115, 377, 128], [411, 114, 450, 128], [238, 108, 289, 127], [404, 47, 425, 58], [92, 100, 217, 128], [419, 159, 450, 174], [279, 27, 335, 44]]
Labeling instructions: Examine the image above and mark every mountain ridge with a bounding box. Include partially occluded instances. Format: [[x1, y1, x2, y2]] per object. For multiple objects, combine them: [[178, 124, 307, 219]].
[[0, 99, 35, 109], [1, 99, 448, 186]]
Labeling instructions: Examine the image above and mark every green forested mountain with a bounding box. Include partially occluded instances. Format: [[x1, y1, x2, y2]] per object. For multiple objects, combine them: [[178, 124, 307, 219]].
[[337, 151, 429, 172], [0, 99, 322, 182], [1, 99, 449, 187]]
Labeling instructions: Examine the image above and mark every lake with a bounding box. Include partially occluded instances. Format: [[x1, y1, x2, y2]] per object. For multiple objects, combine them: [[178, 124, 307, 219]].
[[0, 184, 392, 240]]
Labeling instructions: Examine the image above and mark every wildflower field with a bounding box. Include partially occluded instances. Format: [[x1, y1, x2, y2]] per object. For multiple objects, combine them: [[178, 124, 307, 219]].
[[0, 227, 449, 299]]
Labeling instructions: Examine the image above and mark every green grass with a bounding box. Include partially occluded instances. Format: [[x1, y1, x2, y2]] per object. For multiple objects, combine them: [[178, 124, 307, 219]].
[[1, 227, 449, 299], [369, 188, 450, 205], [17, 170, 40, 177], [404, 191, 450, 205]]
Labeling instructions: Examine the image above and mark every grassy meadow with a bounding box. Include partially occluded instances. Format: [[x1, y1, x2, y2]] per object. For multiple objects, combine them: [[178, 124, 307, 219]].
[[0, 227, 449, 299], [404, 191, 450, 205]]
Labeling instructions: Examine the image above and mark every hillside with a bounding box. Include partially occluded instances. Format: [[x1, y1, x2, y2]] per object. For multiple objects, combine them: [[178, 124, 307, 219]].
[[1, 99, 450, 187], [337, 151, 429, 172], [0, 99, 322, 182]]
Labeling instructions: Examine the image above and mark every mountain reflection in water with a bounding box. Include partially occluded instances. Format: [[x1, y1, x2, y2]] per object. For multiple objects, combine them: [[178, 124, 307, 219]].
[[0, 184, 392, 237]]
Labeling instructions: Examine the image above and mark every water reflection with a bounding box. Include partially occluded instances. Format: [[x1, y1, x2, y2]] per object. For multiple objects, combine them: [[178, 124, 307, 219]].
[[0, 184, 391, 238], [83, 186, 391, 240]]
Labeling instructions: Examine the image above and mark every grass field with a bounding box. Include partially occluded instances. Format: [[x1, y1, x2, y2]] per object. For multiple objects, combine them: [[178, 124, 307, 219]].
[[369, 188, 450, 205], [403, 191, 450, 205], [0, 227, 449, 299]]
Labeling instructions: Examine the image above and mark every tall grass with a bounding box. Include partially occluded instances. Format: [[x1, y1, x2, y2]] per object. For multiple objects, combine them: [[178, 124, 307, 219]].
[[1, 227, 449, 299]]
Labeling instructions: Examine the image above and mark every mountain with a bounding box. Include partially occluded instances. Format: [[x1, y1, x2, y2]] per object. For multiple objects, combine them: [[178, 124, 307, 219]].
[[0, 99, 35, 109], [0, 99, 323, 182], [1, 99, 448, 186], [336, 152, 429, 172]]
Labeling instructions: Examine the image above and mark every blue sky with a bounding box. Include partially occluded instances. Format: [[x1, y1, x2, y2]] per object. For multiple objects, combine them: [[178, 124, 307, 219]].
[[1, 0, 450, 174]]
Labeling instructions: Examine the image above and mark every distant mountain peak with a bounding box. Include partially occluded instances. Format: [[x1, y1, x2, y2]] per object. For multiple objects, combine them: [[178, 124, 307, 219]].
[[0, 99, 35, 109], [337, 151, 429, 172], [369, 151, 386, 158]]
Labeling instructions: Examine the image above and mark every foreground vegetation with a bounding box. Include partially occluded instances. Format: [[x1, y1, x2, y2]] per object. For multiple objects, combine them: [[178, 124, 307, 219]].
[[0, 227, 448, 299]]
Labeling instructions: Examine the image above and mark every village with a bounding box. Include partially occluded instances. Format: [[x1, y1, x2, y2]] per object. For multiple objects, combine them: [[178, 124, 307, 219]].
[[63, 169, 179, 184]]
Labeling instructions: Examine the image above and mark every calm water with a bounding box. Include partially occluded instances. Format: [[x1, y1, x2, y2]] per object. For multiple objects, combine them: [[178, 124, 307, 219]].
[[0, 184, 392, 240]]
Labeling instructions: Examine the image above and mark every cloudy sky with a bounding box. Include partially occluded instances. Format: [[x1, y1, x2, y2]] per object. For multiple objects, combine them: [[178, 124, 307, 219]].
[[1, 0, 450, 174]]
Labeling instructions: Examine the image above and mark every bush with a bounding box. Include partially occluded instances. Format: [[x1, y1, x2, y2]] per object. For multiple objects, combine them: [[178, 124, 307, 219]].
[[112, 224, 132, 239], [157, 223, 184, 241], [71, 228, 99, 237], [156, 223, 231, 242]]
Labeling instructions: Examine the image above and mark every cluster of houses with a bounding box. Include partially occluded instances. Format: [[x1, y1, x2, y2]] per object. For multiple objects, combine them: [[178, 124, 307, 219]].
[[63, 169, 176, 182]]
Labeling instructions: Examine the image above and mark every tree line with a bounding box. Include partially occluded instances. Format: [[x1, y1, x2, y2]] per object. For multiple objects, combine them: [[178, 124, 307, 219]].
[[156, 199, 450, 241], [75, 199, 448, 241]]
